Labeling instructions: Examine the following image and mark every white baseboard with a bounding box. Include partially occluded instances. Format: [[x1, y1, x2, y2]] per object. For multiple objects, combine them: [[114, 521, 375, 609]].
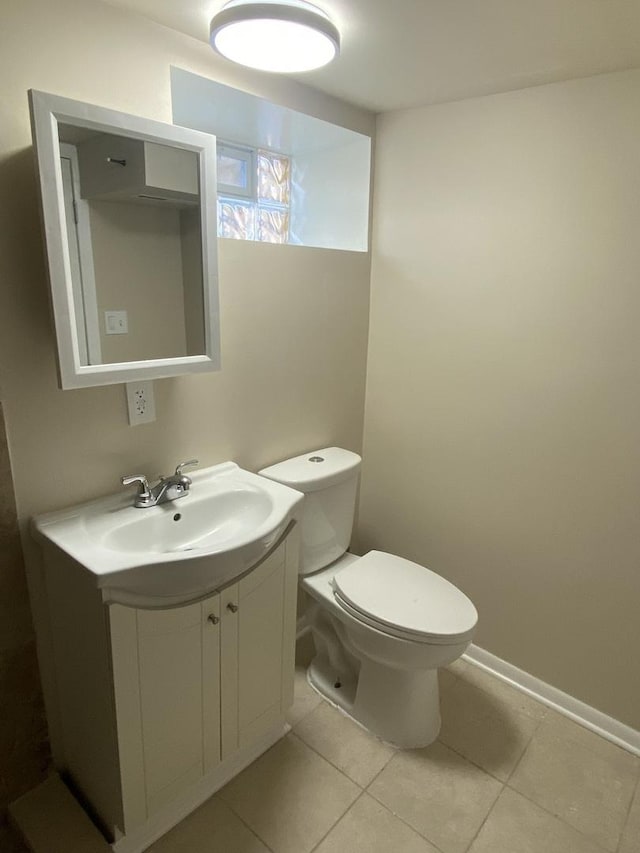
[[463, 644, 640, 757]]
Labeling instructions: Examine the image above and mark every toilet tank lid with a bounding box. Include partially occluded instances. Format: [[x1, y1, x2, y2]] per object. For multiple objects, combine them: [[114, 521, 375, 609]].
[[258, 447, 361, 493]]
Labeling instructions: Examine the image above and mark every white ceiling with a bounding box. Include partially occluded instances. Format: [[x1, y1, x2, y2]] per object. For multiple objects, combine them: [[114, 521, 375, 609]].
[[105, 0, 640, 113]]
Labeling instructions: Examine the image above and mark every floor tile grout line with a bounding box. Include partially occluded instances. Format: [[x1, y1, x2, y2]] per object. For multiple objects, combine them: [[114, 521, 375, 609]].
[[362, 746, 399, 792], [217, 795, 278, 853], [434, 737, 507, 784], [364, 785, 448, 853], [362, 727, 509, 852], [503, 705, 548, 786], [501, 713, 639, 853], [307, 789, 367, 853], [503, 777, 619, 853], [458, 778, 506, 853], [213, 792, 277, 853], [440, 660, 640, 792], [287, 729, 367, 788], [215, 727, 371, 853], [433, 735, 526, 787], [422, 678, 514, 852], [439, 663, 551, 786], [456, 661, 639, 769], [288, 724, 395, 790], [243, 818, 277, 853]]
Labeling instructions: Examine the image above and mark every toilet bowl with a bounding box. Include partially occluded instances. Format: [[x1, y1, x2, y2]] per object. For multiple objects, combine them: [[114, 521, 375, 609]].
[[259, 447, 478, 748]]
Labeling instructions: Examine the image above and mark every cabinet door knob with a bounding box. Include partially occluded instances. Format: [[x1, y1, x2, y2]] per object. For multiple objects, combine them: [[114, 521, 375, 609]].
[[207, 614, 219, 625], [226, 603, 239, 613]]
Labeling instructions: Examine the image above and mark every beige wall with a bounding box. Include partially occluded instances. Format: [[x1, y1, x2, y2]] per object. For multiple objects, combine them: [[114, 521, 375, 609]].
[[359, 69, 640, 729], [90, 200, 188, 363], [181, 208, 205, 356], [0, 0, 372, 523], [0, 0, 372, 799]]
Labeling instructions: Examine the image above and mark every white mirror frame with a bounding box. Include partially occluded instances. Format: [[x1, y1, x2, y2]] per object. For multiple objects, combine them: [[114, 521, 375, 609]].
[[29, 90, 220, 389]]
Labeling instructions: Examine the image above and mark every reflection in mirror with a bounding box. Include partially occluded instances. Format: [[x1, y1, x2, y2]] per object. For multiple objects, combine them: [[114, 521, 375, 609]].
[[58, 124, 205, 365], [29, 90, 219, 389]]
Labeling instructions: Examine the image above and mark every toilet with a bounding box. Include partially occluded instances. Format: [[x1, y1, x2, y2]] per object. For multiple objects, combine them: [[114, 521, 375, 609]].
[[259, 447, 478, 748]]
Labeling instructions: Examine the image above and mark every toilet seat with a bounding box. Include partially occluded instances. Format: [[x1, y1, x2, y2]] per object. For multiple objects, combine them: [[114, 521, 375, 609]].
[[331, 550, 478, 645]]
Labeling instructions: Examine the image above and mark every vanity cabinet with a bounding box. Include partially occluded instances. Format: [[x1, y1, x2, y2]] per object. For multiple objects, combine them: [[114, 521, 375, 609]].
[[39, 527, 299, 852], [109, 543, 296, 833]]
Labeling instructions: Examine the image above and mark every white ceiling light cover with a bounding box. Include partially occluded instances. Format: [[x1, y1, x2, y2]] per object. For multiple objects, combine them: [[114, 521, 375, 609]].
[[210, 0, 340, 73]]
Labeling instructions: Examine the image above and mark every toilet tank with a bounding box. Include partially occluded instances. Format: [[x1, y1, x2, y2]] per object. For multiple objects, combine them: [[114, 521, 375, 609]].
[[259, 447, 361, 575]]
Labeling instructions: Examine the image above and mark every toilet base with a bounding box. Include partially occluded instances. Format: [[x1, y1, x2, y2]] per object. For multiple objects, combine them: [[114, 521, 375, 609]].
[[308, 652, 441, 749]]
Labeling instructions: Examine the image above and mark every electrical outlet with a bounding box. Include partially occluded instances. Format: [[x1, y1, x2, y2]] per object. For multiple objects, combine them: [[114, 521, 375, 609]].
[[125, 380, 156, 426], [105, 310, 128, 335]]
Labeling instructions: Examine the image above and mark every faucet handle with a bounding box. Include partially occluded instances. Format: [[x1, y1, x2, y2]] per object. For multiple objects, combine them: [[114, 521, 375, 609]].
[[175, 459, 199, 477], [121, 474, 151, 499]]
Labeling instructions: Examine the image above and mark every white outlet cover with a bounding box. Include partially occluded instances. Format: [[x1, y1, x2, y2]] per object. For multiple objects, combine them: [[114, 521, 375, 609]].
[[105, 310, 128, 335], [125, 380, 156, 426]]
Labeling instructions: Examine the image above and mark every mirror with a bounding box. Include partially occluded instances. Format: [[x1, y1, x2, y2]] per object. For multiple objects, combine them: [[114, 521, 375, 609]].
[[29, 90, 220, 388]]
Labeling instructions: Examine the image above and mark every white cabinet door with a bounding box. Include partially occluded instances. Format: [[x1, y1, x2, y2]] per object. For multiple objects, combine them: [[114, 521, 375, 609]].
[[110, 593, 221, 827], [110, 528, 299, 832], [220, 537, 298, 757]]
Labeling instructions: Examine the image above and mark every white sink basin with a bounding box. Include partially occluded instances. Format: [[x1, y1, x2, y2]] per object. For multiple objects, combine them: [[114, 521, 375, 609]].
[[92, 484, 274, 555], [32, 462, 303, 606]]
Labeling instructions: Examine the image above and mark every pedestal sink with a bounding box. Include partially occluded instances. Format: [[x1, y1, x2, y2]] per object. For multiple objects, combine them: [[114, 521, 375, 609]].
[[32, 462, 304, 606]]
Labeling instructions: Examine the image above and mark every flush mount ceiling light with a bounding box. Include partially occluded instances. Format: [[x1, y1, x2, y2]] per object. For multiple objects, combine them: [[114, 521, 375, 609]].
[[210, 0, 340, 73]]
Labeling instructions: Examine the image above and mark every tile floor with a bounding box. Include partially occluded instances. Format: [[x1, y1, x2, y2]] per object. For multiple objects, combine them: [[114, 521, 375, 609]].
[[145, 660, 640, 853]]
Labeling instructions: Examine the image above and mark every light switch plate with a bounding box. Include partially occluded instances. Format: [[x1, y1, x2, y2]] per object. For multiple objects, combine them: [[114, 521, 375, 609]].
[[105, 310, 128, 335], [125, 380, 155, 426]]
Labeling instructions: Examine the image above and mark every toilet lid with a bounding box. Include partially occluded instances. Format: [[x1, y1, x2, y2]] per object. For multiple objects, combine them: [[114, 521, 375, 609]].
[[331, 551, 478, 642]]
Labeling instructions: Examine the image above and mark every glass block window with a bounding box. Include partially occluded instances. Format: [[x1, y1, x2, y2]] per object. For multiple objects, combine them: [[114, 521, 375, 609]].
[[218, 198, 255, 241], [257, 207, 289, 244], [217, 142, 290, 243], [258, 151, 290, 205]]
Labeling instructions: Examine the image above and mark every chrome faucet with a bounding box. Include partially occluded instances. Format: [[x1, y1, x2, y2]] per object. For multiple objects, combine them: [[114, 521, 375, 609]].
[[121, 460, 199, 508]]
